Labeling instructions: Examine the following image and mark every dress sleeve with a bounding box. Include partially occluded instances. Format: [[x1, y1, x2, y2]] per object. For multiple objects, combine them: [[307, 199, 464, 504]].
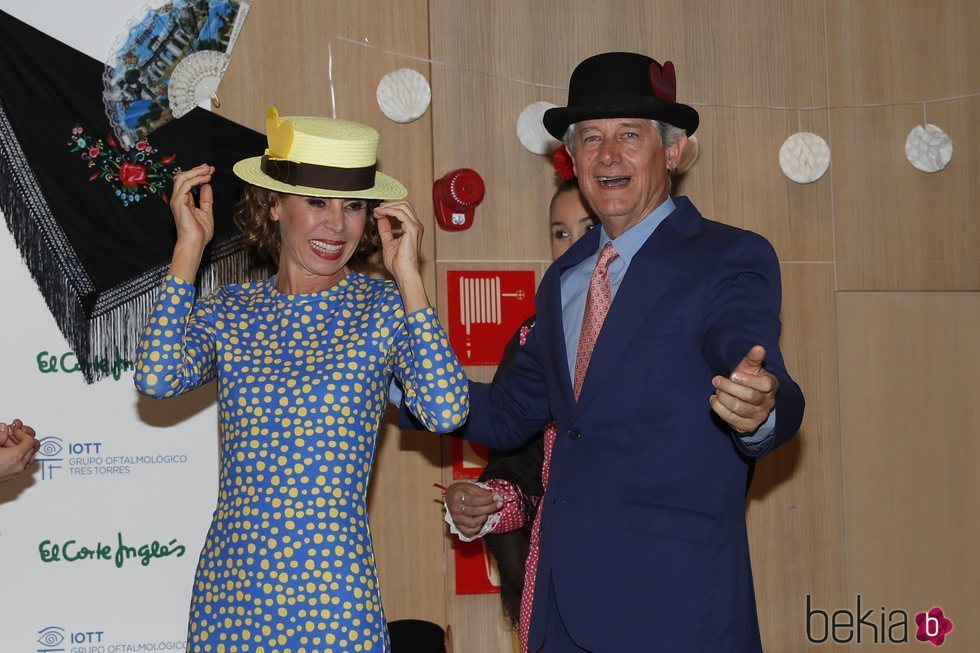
[[133, 275, 219, 397], [482, 478, 538, 533], [391, 306, 470, 433]]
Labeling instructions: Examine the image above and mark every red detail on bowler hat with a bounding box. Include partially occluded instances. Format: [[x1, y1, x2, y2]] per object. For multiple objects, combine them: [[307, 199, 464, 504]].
[[649, 61, 677, 103], [552, 146, 575, 181]]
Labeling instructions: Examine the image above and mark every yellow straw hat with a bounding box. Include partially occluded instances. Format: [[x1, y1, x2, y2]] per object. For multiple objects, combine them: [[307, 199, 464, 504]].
[[233, 107, 407, 199]]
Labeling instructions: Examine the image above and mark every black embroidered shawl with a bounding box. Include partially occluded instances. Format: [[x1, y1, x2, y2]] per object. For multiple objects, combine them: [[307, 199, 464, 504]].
[[0, 10, 265, 381]]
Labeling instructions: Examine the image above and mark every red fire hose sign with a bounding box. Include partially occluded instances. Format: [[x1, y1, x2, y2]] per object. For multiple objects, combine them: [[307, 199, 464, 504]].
[[445, 269, 534, 594], [446, 270, 536, 365], [455, 537, 501, 595]]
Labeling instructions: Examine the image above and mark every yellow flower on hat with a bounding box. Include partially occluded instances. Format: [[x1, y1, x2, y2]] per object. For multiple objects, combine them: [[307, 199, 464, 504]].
[[265, 107, 294, 159]]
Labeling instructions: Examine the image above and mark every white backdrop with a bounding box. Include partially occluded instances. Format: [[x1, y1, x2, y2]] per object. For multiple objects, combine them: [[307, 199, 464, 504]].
[[0, 2, 219, 651]]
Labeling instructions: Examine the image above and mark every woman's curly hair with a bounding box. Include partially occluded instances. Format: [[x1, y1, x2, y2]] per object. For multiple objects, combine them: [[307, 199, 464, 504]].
[[234, 185, 382, 268]]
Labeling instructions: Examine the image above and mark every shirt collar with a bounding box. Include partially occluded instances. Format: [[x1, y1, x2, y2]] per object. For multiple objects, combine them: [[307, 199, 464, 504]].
[[598, 196, 676, 267]]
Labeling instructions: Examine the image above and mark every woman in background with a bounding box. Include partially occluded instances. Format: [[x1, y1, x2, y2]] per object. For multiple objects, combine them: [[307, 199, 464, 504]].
[[135, 108, 468, 652]]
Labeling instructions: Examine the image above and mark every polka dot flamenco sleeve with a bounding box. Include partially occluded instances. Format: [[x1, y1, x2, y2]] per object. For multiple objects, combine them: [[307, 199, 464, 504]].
[[134, 275, 218, 397], [393, 307, 469, 433]]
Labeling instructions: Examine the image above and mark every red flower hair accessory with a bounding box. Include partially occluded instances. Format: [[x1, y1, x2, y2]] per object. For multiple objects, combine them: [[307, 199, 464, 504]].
[[552, 145, 575, 181]]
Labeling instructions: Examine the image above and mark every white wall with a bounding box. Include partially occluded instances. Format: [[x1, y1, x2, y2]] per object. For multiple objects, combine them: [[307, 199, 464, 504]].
[[0, 2, 218, 650]]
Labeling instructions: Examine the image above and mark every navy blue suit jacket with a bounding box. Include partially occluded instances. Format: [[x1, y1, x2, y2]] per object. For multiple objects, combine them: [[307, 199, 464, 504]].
[[420, 197, 804, 651]]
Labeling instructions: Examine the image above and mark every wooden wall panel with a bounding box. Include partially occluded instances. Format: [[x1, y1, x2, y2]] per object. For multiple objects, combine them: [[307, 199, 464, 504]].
[[831, 100, 980, 290], [746, 263, 846, 652], [676, 0, 828, 109], [428, 64, 559, 265], [679, 107, 833, 262], [827, 0, 980, 290], [827, 0, 980, 107], [427, 0, 830, 266], [837, 292, 980, 651], [425, 0, 567, 267]]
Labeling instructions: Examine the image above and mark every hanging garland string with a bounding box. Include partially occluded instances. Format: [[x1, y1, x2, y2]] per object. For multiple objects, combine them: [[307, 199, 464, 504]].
[[329, 35, 977, 177], [329, 35, 980, 112]]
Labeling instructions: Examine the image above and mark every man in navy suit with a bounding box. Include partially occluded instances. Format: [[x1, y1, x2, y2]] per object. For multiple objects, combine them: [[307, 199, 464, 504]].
[[425, 52, 804, 652]]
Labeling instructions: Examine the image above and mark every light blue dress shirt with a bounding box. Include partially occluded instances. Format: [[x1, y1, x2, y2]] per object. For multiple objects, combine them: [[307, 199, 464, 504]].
[[559, 197, 775, 443]]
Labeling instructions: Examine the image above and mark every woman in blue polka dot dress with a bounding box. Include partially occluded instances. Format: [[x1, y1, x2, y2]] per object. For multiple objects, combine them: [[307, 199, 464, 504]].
[[135, 108, 469, 653]]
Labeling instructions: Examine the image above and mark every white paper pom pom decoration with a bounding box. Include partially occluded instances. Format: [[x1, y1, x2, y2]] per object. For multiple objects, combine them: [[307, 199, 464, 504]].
[[376, 68, 431, 123], [168, 50, 231, 118], [517, 101, 560, 154], [905, 124, 953, 173], [779, 132, 830, 184]]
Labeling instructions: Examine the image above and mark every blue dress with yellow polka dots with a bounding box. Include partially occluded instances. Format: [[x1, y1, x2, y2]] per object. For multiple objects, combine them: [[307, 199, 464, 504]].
[[134, 273, 469, 653]]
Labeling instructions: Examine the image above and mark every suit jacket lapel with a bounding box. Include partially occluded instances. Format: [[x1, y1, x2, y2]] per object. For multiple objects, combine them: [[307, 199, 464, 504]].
[[572, 199, 702, 419], [540, 229, 601, 415]]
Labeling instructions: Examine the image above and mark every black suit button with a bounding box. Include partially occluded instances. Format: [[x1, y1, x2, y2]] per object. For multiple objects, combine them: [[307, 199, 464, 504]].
[[567, 427, 582, 440]]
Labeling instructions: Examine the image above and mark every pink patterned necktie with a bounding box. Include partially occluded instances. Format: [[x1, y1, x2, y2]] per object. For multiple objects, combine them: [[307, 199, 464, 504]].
[[517, 243, 618, 653], [572, 242, 618, 401], [517, 422, 555, 653]]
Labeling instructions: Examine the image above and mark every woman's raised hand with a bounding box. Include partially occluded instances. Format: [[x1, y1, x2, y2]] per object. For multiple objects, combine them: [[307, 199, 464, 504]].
[[170, 164, 216, 248], [374, 201, 422, 277], [168, 164, 215, 282], [374, 201, 429, 312]]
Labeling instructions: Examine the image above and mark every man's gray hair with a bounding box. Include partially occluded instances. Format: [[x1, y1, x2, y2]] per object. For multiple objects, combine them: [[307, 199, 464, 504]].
[[562, 120, 685, 154]]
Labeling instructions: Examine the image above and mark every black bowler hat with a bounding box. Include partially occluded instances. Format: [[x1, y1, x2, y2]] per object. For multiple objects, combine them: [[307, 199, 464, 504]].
[[543, 52, 699, 139]]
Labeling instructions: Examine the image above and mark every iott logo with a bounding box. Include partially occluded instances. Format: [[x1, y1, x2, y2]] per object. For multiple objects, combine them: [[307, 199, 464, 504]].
[[37, 625, 65, 652], [35, 437, 65, 480], [36, 626, 113, 653], [35, 624, 184, 652], [35, 438, 104, 480], [33, 437, 188, 480]]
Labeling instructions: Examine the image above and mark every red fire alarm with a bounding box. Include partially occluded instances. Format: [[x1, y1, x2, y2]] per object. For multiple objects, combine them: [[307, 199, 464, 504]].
[[433, 168, 485, 231]]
